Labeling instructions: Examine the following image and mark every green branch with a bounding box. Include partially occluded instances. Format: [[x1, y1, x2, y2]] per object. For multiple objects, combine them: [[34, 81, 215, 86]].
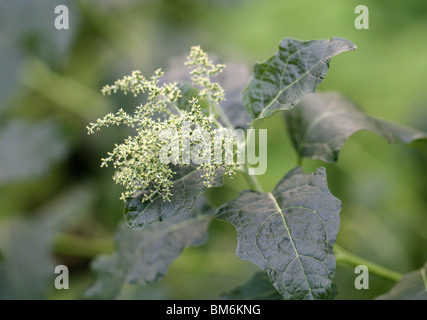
[[334, 244, 403, 282], [215, 102, 235, 130], [240, 164, 264, 192]]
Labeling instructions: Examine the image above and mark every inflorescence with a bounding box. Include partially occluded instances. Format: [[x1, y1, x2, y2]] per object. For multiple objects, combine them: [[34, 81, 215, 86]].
[[87, 46, 238, 202]]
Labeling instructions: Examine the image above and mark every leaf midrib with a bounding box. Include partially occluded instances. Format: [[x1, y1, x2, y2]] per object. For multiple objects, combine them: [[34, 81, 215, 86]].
[[259, 62, 321, 119], [258, 41, 329, 119], [267, 192, 313, 299], [257, 42, 317, 120]]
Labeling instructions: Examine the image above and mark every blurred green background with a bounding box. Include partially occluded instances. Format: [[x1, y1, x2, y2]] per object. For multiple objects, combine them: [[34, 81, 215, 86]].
[[0, 0, 426, 300]]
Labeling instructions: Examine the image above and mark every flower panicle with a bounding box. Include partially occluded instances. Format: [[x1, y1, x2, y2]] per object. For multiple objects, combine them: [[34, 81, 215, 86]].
[[88, 47, 238, 203], [186, 46, 226, 104]]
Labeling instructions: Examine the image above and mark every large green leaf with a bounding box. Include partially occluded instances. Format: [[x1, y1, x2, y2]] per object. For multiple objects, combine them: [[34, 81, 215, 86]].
[[285, 92, 427, 163], [0, 186, 93, 299], [242, 37, 356, 124], [125, 165, 224, 230], [216, 167, 341, 300], [376, 263, 427, 300], [221, 272, 282, 300], [86, 197, 213, 299]]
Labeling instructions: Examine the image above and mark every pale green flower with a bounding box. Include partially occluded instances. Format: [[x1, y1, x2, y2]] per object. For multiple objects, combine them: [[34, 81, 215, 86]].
[[87, 47, 238, 202]]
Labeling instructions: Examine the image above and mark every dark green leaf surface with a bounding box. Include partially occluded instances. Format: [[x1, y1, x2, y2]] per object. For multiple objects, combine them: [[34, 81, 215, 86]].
[[216, 167, 341, 300], [86, 198, 213, 299], [221, 272, 282, 300], [242, 37, 356, 124], [285, 92, 427, 163], [330, 282, 339, 300], [376, 263, 427, 300], [125, 165, 224, 230]]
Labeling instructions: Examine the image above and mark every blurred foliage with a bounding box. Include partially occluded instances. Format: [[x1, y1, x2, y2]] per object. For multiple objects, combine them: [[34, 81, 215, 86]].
[[0, 0, 426, 300]]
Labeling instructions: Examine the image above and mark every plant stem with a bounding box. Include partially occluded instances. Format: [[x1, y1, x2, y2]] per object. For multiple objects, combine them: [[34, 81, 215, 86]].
[[215, 102, 235, 130], [54, 233, 114, 259], [211, 98, 264, 193], [241, 164, 264, 192], [334, 244, 403, 282], [166, 96, 184, 117]]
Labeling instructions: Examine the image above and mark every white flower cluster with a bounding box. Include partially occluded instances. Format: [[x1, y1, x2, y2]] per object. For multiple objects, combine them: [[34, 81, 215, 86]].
[[87, 47, 238, 202]]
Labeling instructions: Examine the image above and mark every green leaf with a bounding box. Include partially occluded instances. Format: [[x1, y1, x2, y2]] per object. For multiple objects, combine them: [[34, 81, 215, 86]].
[[216, 167, 341, 300], [125, 165, 224, 230], [285, 92, 427, 163], [0, 186, 93, 299], [242, 38, 356, 124], [86, 197, 213, 299], [330, 282, 339, 300], [221, 272, 283, 300], [376, 263, 427, 300]]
